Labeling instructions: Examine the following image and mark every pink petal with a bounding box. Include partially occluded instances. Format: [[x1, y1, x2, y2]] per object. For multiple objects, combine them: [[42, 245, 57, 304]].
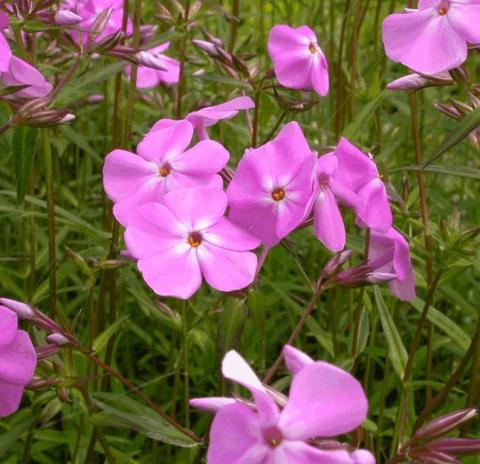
[[189, 397, 238, 412], [275, 197, 309, 239], [283, 345, 314, 375], [0, 306, 18, 347], [448, 3, 480, 44], [356, 178, 392, 232], [0, 380, 25, 418], [124, 202, 187, 259], [418, 0, 436, 9], [103, 149, 158, 202], [163, 187, 228, 231], [317, 153, 338, 177], [313, 187, 346, 252], [352, 449, 377, 464], [279, 361, 368, 440], [137, 120, 193, 165], [147, 118, 180, 134], [168, 140, 229, 175], [137, 246, 202, 299], [273, 51, 313, 90], [277, 441, 354, 464], [0, 331, 37, 385], [221, 350, 265, 392], [310, 51, 329, 96], [382, 8, 467, 74], [202, 217, 261, 251], [207, 402, 267, 464], [268, 25, 314, 57], [0, 32, 11, 73], [329, 177, 362, 209], [197, 243, 257, 292], [163, 171, 224, 192]]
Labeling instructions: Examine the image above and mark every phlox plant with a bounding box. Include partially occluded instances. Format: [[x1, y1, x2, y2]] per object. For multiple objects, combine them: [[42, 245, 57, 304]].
[[0, 1, 479, 463]]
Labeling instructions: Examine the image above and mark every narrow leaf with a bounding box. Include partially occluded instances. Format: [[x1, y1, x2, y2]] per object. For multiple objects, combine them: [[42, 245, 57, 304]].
[[93, 315, 128, 354], [13, 126, 39, 204]]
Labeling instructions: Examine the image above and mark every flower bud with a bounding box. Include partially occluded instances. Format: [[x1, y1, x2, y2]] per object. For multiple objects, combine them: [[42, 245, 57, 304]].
[[427, 438, 480, 456], [55, 9, 82, 26], [414, 409, 478, 440], [135, 51, 167, 71], [192, 39, 221, 58], [0, 297, 35, 319], [46, 333, 71, 347], [323, 249, 353, 276], [35, 344, 61, 359], [387, 72, 452, 91]]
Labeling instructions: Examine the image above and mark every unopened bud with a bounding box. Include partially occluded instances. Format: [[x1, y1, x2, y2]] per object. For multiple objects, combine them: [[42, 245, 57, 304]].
[[87, 94, 104, 104], [88, 7, 113, 44], [434, 103, 462, 120], [323, 249, 353, 276], [55, 9, 82, 26], [427, 438, 480, 456], [414, 408, 478, 440], [387, 72, 452, 91], [135, 51, 167, 71], [140, 24, 158, 44], [46, 333, 71, 347], [192, 39, 220, 58], [58, 113, 75, 124], [35, 344, 61, 359], [0, 297, 35, 319]]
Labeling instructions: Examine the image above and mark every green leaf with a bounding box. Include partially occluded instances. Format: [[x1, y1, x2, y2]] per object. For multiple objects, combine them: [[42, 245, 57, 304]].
[[56, 60, 127, 107], [424, 107, 480, 167], [13, 126, 39, 204], [217, 298, 248, 357], [91, 393, 199, 448], [59, 125, 102, 163], [343, 90, 387, 138], [93, 315, 128, 354], [374, 287, 407, 379], [410, 298, 470, 353], [392, 164, 480, 180]]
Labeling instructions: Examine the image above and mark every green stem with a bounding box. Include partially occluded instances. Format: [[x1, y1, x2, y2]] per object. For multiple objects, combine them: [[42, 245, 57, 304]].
[[176, 0, 192, 119], [228, 0, 239, 52]]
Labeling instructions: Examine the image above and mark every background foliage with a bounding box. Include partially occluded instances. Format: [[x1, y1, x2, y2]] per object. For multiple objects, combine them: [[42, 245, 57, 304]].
[[0, 0, 479, 463]]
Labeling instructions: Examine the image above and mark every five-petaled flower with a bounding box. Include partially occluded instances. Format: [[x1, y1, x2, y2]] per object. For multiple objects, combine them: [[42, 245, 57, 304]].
[[103, 119, 229, 226], [268, 25, 329, 96], [0, 305, 37, 417], [124, 187, 260, 299], [382, 0, 480, 74]]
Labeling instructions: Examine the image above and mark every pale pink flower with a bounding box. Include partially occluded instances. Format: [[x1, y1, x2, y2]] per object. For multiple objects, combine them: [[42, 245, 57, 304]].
[[382, 0, 480, 74], [191, 345, 373, 464], [227, 122, 316, 246], [103, 119, 229, 226], [124, 187, 260, 299], [0, 306, 37, 417], [368, 227, 416, 301], [268, 25, 329, 96]]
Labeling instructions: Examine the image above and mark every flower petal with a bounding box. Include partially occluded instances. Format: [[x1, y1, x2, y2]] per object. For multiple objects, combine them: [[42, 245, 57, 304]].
[[221, 350, 265, 392], [202, 217, 261, 251], [137, 246, 202, 299], [197, 243, 257, 292], [448, 2, 480, 44], [283, 345, 314, 375], [313, 187, 346, 252], [352, 449, 377, 464], [0, 331, 36, 385], [0, 32, 11, 73], [382, 8, 467, 74], [277, 440, 354, 464], [0, 306, 17, 347], [137, 119, 193, 165], [310, 50, 329, 96], [0, 380, 25, 418], [279, 361, 368, 440], [169, 140, 229, 175], [356, 178, 392, 232], [189, 397, 238, 412]]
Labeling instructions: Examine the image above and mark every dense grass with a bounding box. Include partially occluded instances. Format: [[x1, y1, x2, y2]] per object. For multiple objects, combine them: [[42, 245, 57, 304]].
[[0, 1, 479, 463]]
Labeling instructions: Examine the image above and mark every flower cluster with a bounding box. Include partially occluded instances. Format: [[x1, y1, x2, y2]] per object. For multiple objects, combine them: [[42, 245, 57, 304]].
[[191, 345, 375, 464]]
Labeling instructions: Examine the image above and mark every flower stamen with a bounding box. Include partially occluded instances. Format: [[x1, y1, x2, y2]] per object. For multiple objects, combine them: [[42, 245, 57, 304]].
[[308, 42, 317, 54], [188, 232, 202, 248], [159, 165, 170, 177], [271, 188, 285, 201], [438, 7, 448, 15]]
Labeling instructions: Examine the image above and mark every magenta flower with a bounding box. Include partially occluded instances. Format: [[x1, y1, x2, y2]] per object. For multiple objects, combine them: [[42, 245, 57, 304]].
[[103, 120, 229, 226], [227, 122, 316, 246], [124, 187, 260, 299], [382, 1, 480, 74], [0, 32, 11, 73], [126, 42, 180, 89], [186, 96, 255, 140], [268, 25, 329, 96], [0, 56, 52, 98], [332, 137, 392, 233], [312, 153, 360, 252], [368, 227, 416, 301], [0, 305, 37, 417], [191, 345, 373, 464]]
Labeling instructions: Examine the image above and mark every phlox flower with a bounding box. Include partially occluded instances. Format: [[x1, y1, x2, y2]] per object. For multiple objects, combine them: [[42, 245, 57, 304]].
[[368, 227, 416, 301], [0, 13, 11, 73], [268, 25, 329, 96], [191, 345, 374, 464], [126, 42, 180, 89], [103, 119, 229, 226], [124, 187, 260, 299], [0, 306, 37, 417], [227, 122, 316, 247], [331, 138, 392, 233], [185, 96, 255, 140], [382, 0, 480, 74], [0, 56, 52, 98]]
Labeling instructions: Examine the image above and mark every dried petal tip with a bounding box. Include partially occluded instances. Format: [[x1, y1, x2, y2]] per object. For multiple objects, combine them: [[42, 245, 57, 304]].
[[414, 408, 478, 440], [55, 9, 82, 26], [0, 297, 35, 319]]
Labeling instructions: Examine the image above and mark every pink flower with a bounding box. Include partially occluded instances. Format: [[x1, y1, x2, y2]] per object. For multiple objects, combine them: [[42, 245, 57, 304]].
[[0, 56, 52, 98], [0, 32, 11, 73], [331, 138, 392, 233], [186, 96, 255, 139], [0, 305, 37, 417], [126, 42, 180, 89], [312, 153, 360, 252], [227, 122, 316, 247], [268, 25, 329, 96], [103, 119, 229, 226], [382, 0, 480, 74], [124, 187, 260, 299], [368, 227, 416, 301], [191, 345, 373, 464]]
